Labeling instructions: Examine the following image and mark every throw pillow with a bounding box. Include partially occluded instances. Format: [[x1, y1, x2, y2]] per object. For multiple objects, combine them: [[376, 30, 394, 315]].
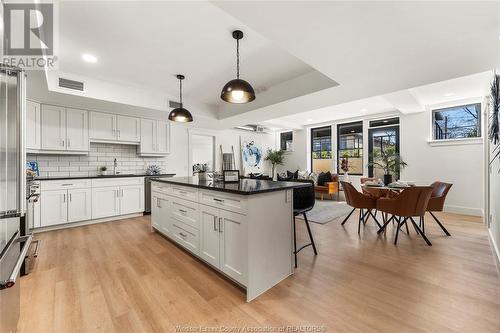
[[317, 171, 332, 186]]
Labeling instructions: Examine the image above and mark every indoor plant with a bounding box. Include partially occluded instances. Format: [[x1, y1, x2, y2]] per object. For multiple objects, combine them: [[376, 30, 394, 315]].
[[99, 166, 108, 176], [367, 148, 408, 185], [264, 149, 285, 180], [193, 163, 210, 180]]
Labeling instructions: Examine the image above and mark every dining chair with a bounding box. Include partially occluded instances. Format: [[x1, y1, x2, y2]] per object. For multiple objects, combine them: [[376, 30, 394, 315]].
[[426, 181, 453, 236], [292, 180, 318, 268], [376, 186, 434, 245], [340, 181, 381, 233]]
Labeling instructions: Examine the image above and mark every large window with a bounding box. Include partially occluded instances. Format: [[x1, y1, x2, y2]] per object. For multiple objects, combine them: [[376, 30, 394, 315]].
[[280, 131, 293, 151], [337, 121, 363, 175], [311, 126, 332, 173], [432, 103, 481, 140]]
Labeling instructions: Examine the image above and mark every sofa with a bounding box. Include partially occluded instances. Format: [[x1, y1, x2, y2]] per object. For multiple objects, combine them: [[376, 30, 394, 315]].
[[278, 170, 339, 200]]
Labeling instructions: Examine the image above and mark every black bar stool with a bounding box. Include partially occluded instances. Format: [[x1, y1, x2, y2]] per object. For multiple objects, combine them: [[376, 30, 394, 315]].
[[292, 180, 318, 268]]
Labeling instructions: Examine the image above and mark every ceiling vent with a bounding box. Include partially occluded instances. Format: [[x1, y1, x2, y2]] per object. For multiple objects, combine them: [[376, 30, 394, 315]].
[[235, 124, 270, 133], [58, 77, 84, 91]]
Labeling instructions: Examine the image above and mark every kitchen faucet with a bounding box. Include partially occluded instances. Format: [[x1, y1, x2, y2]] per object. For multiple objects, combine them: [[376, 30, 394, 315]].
[[113, 158, 118, 175]]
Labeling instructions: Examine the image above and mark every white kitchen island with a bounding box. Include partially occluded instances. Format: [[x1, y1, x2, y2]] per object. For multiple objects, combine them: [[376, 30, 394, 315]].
[[150, 177, 308, 301]]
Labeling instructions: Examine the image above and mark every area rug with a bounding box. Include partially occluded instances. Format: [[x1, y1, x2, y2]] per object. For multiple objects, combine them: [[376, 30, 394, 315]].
[[296, 201, 353, 224]]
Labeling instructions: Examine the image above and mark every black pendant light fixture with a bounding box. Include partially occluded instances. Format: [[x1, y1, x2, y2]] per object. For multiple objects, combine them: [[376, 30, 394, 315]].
[[221, 30, 256, 104], [168, 74, 193, 123]]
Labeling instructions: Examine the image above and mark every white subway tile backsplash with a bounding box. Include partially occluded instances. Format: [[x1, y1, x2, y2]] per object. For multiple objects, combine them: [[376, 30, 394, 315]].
[[28, 142, 167, 178]]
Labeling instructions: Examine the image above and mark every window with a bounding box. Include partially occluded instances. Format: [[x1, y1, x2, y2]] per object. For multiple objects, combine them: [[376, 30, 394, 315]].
[[280, 131, 293, 151], [369, 117, 399, 128], [311, 126, 332, 173], [337, 122, 363, 175], [432, 103, 481, 140]]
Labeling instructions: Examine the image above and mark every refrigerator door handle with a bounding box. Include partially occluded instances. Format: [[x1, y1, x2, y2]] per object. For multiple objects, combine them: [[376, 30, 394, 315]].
[[0, 234, 33, 290]]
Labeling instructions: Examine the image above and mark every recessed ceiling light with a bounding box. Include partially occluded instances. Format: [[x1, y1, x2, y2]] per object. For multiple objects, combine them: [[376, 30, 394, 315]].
[[307, 119, 313, 122], [443, 92, 455, 97], [81, 53, 97, 63], [361, 108, 368, 112]]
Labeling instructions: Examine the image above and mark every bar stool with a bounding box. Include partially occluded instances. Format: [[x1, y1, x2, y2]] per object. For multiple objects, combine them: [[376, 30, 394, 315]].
[[292, 180, 318, 268]]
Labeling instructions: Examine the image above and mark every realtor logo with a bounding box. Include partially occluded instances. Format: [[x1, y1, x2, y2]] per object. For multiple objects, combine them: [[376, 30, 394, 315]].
[[2, 2, 58, 69]]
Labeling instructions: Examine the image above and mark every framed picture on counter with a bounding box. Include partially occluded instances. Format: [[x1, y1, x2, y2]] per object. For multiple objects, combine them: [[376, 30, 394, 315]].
[[223, 170, 240, 183]]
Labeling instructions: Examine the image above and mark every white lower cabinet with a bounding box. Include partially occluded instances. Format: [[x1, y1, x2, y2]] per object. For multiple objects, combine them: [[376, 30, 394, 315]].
[[151, 193, 172, 235], [120, 184, 144, 215], [41, 190, 68, 227], [91, 186, 120, 219], [67, 188, 92, 222], [41, 188, 91, 226]]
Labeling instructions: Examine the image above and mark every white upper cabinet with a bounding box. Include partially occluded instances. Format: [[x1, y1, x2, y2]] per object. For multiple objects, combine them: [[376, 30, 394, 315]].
[[41, 105, 66, 150], [90, 112, 116, 141], [90, 112, 140, 143], [66, 108, 89, 151], [139, 119, 170, 156], [116, 115, 140, 142], [26, 100, 41, 150]]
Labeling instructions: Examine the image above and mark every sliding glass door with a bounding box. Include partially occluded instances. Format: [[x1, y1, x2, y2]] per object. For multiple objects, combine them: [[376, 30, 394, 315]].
[[311, 126, 332, 173], [368, 125, 400, 179]]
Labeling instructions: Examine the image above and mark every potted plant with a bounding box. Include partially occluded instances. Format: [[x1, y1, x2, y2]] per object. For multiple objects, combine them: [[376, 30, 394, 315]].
[[368, 148, 408, 185], [99, 166, 108, 176], [193, 163, 210, 181], [264, 149, 285, 180], [340, 153, 350, 176]]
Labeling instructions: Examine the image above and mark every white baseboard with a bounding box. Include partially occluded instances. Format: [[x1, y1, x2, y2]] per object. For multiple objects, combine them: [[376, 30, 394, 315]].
[[488, 229, 500, 275], [444, 204, 483, 217], [33, 213, 143, 233]]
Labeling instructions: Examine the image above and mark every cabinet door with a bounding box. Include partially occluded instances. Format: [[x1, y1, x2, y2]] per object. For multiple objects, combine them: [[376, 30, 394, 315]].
[[116, 115, 140, 142], [120, 184, 144, 215], [219, 210, 247, 285], [91, 186, 120, 219], [67, 188, 91, 223], [152, 194, 172, 236], [140, 119, 157, 154], [66, 108, 89, 151], [90, 112, 116, 140], [26, 100, 41, 150], [156, 121, 170, 154], [41, 105, 66, 150], [40, 190, 68, 226], [199, 204, 220, 267]]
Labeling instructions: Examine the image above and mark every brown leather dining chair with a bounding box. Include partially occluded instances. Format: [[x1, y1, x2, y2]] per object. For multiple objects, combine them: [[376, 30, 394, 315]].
[[426, 181, 453, 236], [376, 186, 434, 246], [341, 181, 381, 233]]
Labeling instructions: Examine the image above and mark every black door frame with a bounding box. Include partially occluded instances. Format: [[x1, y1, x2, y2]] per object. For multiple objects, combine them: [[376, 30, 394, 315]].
[[368, 125, 400, 178], [310, 125, 332, 172]]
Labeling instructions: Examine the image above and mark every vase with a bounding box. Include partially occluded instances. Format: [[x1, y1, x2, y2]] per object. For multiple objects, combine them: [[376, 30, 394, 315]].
[[383, 174, 393, 185], [343, 171, 349, 182]]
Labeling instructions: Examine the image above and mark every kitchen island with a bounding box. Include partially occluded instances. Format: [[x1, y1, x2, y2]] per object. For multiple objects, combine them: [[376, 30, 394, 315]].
[[150, 177, 309, 301]]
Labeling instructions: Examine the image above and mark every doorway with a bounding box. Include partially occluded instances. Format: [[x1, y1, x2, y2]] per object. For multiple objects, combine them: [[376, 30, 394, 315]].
[[368, 125, 400, 179]]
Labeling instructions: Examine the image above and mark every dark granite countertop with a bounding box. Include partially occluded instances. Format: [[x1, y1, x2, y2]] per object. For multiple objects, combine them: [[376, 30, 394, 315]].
[[35, 173, 176, 181], [151, 177, 309, 195]]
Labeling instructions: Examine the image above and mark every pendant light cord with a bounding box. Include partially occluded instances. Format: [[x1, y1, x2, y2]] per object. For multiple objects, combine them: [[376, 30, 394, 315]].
[[236, 38, 240, 79], [179, 77, 183, 106]]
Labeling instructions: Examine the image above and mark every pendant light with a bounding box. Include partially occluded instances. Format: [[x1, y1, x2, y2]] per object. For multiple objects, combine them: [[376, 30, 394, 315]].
[[221, 30, 256, 104], [168, 74, 193, 122]]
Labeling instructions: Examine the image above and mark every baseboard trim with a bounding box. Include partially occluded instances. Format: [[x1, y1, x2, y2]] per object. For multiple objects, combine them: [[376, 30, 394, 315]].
[[444, 204, 483, 217], [34, 213, 144, 233], [488, 229, 500, 276]]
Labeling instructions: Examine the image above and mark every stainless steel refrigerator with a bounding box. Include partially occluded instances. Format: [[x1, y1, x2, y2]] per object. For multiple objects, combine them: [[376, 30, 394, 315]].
[[0, 65, 31, 333]]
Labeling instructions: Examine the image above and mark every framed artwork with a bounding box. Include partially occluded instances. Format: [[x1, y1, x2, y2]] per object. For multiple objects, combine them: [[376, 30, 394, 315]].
[[223, 170, 240, 183], [240, 136, 263, 175]]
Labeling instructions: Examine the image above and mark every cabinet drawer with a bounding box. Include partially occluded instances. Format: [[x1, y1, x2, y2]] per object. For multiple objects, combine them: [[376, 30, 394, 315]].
[[171, 198, 199, 229], [199, 190, 247, 215], [171, 185, 198, 201], [91, 177, 144, 188], [151, 181, 171, 195], [171, 221, 199, 255], [41, 179, 91, 191]]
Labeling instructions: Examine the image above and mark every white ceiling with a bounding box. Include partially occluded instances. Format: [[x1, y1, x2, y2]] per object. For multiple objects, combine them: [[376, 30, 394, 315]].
[[264, 71, 491, 128], [56, 1, 331, 109], [42, 1, 499, 129]]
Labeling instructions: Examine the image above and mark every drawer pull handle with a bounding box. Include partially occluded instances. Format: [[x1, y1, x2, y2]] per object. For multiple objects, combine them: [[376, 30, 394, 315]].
[[219, 217, 223, 233], [179, 232, 187, 238], [213, 198, 224, 203], [61, 184, 73, 186], [213, 216, 218, 231], [179, 209, 187, 213], [178, 191, 187, 194]]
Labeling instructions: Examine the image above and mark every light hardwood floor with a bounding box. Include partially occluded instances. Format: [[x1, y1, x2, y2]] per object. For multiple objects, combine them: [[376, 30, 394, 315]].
[[18, 212, 500, 333]]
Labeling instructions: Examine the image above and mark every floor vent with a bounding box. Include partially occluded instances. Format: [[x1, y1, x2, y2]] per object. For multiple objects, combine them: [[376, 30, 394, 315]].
[[58, 77, 85, 91]]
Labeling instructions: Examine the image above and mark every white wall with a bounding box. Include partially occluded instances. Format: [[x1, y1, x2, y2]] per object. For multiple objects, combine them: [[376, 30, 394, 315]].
[[281, 107, 485, 216]]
